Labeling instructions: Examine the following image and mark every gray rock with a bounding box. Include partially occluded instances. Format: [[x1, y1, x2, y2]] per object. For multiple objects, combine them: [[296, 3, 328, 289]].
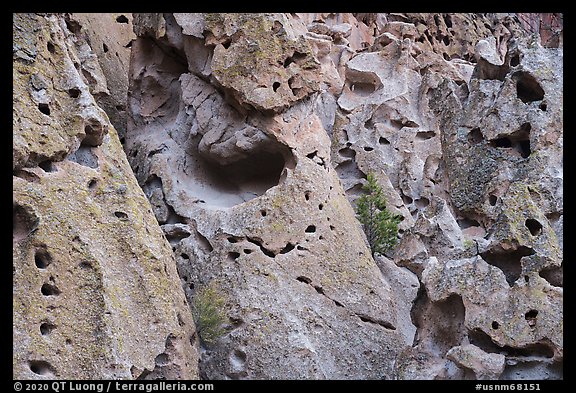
[[16, 12, 562, 381], [127, 13, 420, 380], [13, 13, 199, 380], [446, 344, 506, 380]]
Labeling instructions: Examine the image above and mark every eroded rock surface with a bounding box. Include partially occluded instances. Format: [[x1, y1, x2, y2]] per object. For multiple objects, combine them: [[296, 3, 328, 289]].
[[15, 12, 562, 381], [67, 13, 136, 141], [13, 13, 199, 379], [127, 13, 418, 379], [125, 13, 562, 380]]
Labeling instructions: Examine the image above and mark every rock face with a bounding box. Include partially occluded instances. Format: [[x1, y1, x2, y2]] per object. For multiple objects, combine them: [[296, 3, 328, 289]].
[[14, 12, 562, 381], [13, 13, 199, 379], [66, 13, 136, 141], [126, 12, 562, 380], [420, 33, 563, 379], [127, 12, 417, 380]]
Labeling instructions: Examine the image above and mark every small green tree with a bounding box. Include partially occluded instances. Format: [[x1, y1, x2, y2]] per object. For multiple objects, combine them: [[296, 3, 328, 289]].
[[191, 282, 229, 345], [355, 173, 402, 256]]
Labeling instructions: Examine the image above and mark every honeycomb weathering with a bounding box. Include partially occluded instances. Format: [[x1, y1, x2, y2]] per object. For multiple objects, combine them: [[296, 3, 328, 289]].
[[14, 12, 562, 380]]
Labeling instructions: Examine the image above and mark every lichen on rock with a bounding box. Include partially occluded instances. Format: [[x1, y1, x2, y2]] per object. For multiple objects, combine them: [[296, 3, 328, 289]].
[[14, 12, 562, 381], [13, 13, 199, 380]]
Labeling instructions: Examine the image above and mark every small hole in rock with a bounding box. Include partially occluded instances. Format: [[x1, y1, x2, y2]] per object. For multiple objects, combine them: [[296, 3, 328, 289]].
[[228, 252, 241, 261], [442, 36, 450, 46], [65, 339, 72, 346], [68, 145, 99, 169], [47, 42, 55, 53], [350, 82, 376, 96], [490, 137, 512, 148], [272, 20, 283, 34], [39, 160, 56, 173], [492, 321, 500, 329], [518, 140, 531, 158], [338, 147, 355, 158], [525, 219, 542, 236], [416, 131, 436, 140], [35, 249, 51, 269], [305, 225, 316, 233], [515, 71, 544, 103], [525, 310, 538, 326], [379, 137, 390, 145], [88, 179, 97, 189], [181, 253, 189, 260], [510, 54, 520, 67], [280, 243, 295, 254], [329, 225, 335, 231], [125, 40, 133, 48], [283, 51, 306, 68], [318, 204, 323, 211], [41, 283, 61, 296], [539, 102, 547, 111], [539, 264, 562, 287], [480, 246, 535, 286], [272, 82, 281, 92], [40, 322, 56, 335], [14, 203, 39, 243], [227, 237, 238, 243], [305, 192, 311, 201], [68, 88, 81, 98], [489, 195, 497, 206], [243, 249, 252, 254], [457, 217, 480, 229], [260, 210, 267, 217], [155, 353, 170, 366], [415, 197, 430, 209], [363, 146, 374, 152], [78, 261, 92, 269], [468, 128, 483, 144], [65, 19, 81, 34], [402, 195, 413, 205], [524, 275, 530, 283], [222, 39, 231, 49], [116, 15, 129, 23], [102, 43, 109, 53], [13, 169, 40, 183], [114, 211, 128, 220], [297, 276, 312, 284], [29, 360, 54, 376], [38, 103, 50, 116]]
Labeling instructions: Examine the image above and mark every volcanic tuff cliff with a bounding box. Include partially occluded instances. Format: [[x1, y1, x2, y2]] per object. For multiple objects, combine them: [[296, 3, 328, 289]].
[[13, 13, 563, 380]]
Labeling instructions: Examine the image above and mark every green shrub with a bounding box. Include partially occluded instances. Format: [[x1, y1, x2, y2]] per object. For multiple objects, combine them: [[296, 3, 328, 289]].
[[355, 173, 402, 256], [191, 282, 229, 345]]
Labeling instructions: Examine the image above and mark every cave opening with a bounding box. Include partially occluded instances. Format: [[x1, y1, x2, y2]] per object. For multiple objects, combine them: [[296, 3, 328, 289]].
[[514, 71, 545, 103], [189, 144, 295, 209], [480, 246, 535, 286]]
